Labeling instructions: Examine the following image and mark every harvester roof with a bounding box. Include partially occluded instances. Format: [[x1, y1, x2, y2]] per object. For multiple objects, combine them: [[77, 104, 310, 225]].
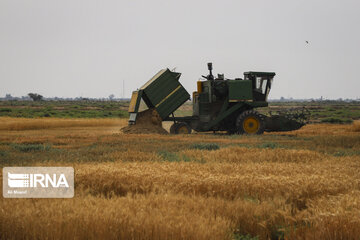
[[244, 72, 276, 78]]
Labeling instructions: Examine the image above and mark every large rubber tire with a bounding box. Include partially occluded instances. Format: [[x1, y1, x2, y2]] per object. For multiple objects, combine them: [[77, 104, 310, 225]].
[[236, 110, 265, 135], [170, 122, 192, 134], [170, 123, 177, 134]]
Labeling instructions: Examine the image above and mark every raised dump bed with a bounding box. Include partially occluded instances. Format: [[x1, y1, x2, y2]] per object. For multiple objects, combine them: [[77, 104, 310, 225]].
[[128, 68, 190, 124]]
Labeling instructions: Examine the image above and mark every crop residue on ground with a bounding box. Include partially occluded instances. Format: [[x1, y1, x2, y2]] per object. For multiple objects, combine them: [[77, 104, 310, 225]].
[[121, 108, 168, 134]]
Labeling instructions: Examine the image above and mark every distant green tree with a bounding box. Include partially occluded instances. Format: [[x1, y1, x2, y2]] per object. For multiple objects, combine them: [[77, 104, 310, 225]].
[[28, 93, 43, 101]]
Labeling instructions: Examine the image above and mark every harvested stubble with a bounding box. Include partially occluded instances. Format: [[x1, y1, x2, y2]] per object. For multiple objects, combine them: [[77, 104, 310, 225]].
[[0, 117, 124, 131], [121, 108, 168, 134], [267, 122, 360, 136]]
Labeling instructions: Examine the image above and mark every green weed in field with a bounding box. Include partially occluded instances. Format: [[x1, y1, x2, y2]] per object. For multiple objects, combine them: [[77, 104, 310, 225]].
[[321, 117, 353, 124], [190, 143, 220, 151], [257, 142, 280, 149], [0, 150, 9, 157], [12, 144, 52, 152], [158, 151, 198, 163]]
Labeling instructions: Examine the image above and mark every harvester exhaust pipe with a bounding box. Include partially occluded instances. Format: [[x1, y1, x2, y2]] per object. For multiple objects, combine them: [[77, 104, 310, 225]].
[[207, 62, 214, 81], [202, 62, 214, 81]]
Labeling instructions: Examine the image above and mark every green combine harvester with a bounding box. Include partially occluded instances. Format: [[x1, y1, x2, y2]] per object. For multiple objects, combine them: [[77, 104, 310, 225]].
[[128, 63, 309, 134]]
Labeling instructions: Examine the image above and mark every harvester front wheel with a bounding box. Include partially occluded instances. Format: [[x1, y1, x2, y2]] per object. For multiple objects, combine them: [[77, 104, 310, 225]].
[[170, 122, 192, 134], [236, 110, 265, 135]]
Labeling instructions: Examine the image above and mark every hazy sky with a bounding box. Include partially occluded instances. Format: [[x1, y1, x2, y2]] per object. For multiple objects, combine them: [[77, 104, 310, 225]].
[[1, 0, 360, 99]]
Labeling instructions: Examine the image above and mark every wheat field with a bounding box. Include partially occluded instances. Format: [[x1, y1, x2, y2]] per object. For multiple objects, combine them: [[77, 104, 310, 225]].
[[1, 118, 360, 239]]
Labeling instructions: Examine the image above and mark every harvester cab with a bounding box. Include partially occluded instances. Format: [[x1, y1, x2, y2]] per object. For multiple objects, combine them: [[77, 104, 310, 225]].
[[128, 63, 309, 134], [243, 71, 275, 102]]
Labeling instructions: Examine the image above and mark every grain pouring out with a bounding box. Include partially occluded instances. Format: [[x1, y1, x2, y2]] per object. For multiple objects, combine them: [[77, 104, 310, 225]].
[[121, 108, 168, 134]]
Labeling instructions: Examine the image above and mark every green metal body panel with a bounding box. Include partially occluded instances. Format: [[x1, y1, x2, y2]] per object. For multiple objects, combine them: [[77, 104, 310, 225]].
[[137, 69, 190, 120], [155, 86, 190, 119], [247, 101, 268, 108], [204, 100, 243, 130], [199, 92, 210, 116], [228, 80, 253, 101]]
